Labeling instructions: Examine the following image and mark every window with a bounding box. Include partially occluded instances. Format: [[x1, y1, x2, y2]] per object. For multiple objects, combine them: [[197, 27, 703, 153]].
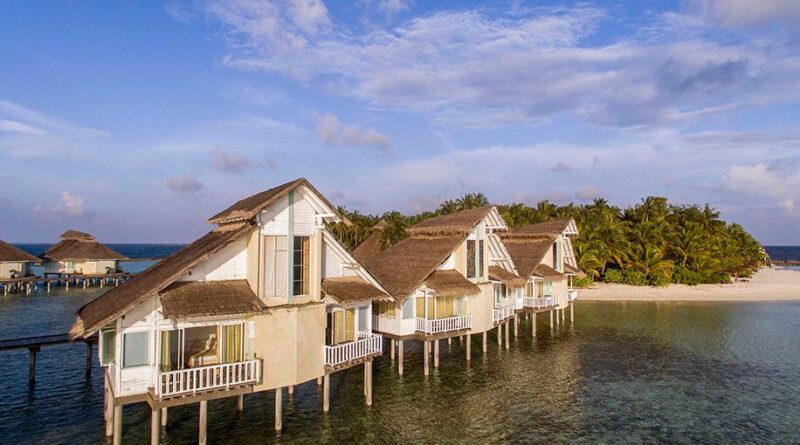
[[99, 325, 116, 366], [536, 281, 545, 298], [264, 236, 288, 298], [526, 281, 535, 298], [402, 298, 414, 319], [467, 240, 476, 277], [544, 281, 553, 296], [358, 306, 368, 332], [122, 331, 149, 368], [293, 236, 310, 296], [493, 282, 505, 304], [373, 300, 396, 317], [478, 240, 484, 277], [328, 309, 356, 345]]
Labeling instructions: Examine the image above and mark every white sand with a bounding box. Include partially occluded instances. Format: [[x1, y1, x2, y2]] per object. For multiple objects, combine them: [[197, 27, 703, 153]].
[[580, 267, 800, 301]]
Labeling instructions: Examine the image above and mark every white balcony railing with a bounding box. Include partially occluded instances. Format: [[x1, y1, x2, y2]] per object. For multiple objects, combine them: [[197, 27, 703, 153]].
[[523, 296, 555, 309], [568, 290, 578, 302], [493, 304, 515, 322], [415, 315, 472, 334], [157, 359, 261, 399], [324, 332, 383, 367]]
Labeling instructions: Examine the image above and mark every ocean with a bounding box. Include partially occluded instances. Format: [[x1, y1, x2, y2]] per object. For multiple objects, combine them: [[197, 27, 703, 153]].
[[764, 246, 800, 261]]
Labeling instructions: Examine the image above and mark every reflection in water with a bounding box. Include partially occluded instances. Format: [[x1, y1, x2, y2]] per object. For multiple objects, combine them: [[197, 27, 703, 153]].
[[0, 293, 799, 444]]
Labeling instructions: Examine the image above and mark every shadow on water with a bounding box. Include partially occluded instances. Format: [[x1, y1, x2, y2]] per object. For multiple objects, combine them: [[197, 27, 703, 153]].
[[1, 296, 799, 444]]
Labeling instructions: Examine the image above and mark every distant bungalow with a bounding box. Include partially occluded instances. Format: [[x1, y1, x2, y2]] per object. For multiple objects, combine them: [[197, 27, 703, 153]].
[[0, 239, 40, 295], [41, 230, 129, 287]]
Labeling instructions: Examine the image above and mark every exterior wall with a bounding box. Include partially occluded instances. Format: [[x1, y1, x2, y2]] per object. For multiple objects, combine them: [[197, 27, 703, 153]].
[[468, 283, 495, 334], [0, 261, 30, 278], [251, 304, 326, 390], [552, 278, 569, 308], [179, 237, 248, 282], [43, 259, 117, 274]]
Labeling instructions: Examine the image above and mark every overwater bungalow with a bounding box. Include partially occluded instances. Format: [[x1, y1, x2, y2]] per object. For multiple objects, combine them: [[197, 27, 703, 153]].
[[499, 218, 582, 325], [0, 239, 41, 295], [41, 230, 129, 287], [69, 178, 390, 445], [354, 206, 518, 374]]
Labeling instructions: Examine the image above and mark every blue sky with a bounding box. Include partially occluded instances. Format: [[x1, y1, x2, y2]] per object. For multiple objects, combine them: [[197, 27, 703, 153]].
[[1, 0, 800, 244]]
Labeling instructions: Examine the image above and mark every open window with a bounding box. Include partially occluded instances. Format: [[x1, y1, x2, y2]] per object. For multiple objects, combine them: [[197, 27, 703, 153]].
[[326, 308, 356, 345], [159, 323, 245, 372]]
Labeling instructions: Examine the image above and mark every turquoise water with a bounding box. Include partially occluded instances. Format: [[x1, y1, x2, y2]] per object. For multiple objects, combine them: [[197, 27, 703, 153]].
[[1, 289, 799, 444]]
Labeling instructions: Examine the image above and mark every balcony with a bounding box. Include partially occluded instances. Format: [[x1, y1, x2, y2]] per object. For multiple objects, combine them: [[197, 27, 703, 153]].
[[324, 332, 383, 368], [372, 314, 401, 334], [568, 290, 578, 302], [493, 304, 515, 322], [156, 359, 261, 399], [522, 296, 555, 309], [415, 315, 472, 335]]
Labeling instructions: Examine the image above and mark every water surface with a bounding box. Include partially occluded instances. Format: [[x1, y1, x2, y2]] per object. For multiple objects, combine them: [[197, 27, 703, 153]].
[[0, 293, 798, 444]]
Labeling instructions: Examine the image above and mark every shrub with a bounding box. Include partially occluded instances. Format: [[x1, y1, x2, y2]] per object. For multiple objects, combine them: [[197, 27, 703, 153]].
[[572, 276, 593, 288], [649, 274, 671, 287], [672, 266, 704, 285], [603, 269, 624, 284], [621, 269, 648, 286]]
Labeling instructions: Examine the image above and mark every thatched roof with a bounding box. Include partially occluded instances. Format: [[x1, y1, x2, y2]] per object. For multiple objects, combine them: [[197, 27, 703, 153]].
[[70, 223, 253, 338], [564, 263, 586, 278], [407, 207, 493, 236], [322, 276, 390, 304], [533, 264, 566, 280], [0, 240, 39, 263], [352, 220, 387, 265], [500, 236, 555, 279], [503, 219, 573, 239], [42, 230, 127, 262], [159, 280, 263, 320], [488, 266, 526, 289], [207, 178, 347, 225], [423, 270, 481, 298]]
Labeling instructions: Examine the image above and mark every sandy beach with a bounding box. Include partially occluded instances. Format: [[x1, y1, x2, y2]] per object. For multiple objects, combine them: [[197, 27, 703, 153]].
[[580, 267, 800, 301]]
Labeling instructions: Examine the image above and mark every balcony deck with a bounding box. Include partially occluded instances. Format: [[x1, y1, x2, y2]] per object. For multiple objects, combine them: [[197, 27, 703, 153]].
[[522, 296, 556, 310], [156, 359, 261, 400], [415, 315, 472, 335], [324, 332, 383, 371]]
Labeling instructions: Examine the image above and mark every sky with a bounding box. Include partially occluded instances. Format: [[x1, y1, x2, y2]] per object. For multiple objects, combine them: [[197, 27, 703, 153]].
[[1, 0, 800, 244]]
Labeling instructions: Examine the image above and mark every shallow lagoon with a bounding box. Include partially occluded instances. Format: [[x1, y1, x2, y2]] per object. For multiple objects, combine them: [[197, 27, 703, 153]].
[[0, 288, 798, 444]]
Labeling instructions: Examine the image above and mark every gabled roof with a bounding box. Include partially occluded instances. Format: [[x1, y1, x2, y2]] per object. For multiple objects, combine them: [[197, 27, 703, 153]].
[[70, 223, 252, 338], [423, 270, 481, 298], [564, 263, 586, 278], [488, 266, 526, 289], [42, 231, 127, 262], [0, 240, 39, 263], [533, 264, 566, 280], [159, 280, 264, 320], [352, 220, 387, 265], [500, 236, 555, 279], [207, 177, 347, 225], [357, 207, 500, 302], [322, 276, 390, 305], [503, 218, 578, 238]]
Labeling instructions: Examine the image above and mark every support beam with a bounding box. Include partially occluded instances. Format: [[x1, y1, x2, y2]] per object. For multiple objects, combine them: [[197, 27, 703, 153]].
[[275, 387, 283, 431], [288, 385, 294, 396], [150, 408, 160, 445], [104, 375, 114, 437], [364, 361, 373, 406], [465, 334, 471, 360], [398, 340, 404, 376], [390, 339, 395, 360], [497, 325, 502, 346], [423, 341, 430, 376], [237, 394, 244, 412], [570, 303, 574, 323], [112, 404, 122, 445], [504, 322, 510, 350], [199, 400, 207, 445], [532, 313, 537, 337], [161, 408, 167, 427], [28, 346, 39, 384], [323, 374, 330, 412], [514, 315, 519, 338], [549, 310, 554, 330], [433, 339, 439, 369], [482, 332, 487, 353]]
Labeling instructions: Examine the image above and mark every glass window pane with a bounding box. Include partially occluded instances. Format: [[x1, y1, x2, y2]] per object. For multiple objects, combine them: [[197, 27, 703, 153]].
[[402, 298, 414, 319], [100, 326, 116, 366], [466, 240, 476, 278], [122, 331, 149, 368], [358, 306, 368, 331]]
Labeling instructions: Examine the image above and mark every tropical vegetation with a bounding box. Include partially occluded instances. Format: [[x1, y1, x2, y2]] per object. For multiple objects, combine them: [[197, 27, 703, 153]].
[[328, 194, 765, 286]]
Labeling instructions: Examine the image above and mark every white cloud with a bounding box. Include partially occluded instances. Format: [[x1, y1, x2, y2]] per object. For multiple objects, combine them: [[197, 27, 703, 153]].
[[201, 2, 800, 128], [315, 113, 392, 154], [53, 191, 87, 217], [211, 146, 255, 173], [692, 0, 800, 27], [575, 186, 600, 201], [166, 175, 205, 194]]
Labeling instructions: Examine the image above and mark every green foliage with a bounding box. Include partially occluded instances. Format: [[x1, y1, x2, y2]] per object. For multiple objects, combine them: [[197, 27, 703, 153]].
[[572, 276, 594, 288], [329, 193, 765, 287]]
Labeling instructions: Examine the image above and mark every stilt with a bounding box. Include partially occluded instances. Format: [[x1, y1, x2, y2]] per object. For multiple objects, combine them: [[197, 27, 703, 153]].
[[28, 346, 39, 384], [570, 302, 574, 323], [504, 321, 510, 350], [161, 408, 167, 427], [465, 333, 471, 360], [482, 332, 487, 353], [322, 374, 330, 412], [433, 340, 439, 369], [497, 325, 502, 346], [112, 404, 122, 445], [448, 337, 452, 346], [47, 281, 51, 293], [275, 387, 283, 431], [532, 313, 537, 337], [104, 375, 114, 437], [288, 385, 294, 396], [549, 310, 554, 330], [150, 408, 160, 445], [237, 394, 244, 412], [198, 400, 207, 445], [423, 341, 430, 376], [65, 280, 69, 291], [390, 339, 396, 360], [514, 315, 519, 338], [364, 361, 373, 406], [316, 377, 322, 386], [398, 340, 404, 376], [85, 342, 92, 376]]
